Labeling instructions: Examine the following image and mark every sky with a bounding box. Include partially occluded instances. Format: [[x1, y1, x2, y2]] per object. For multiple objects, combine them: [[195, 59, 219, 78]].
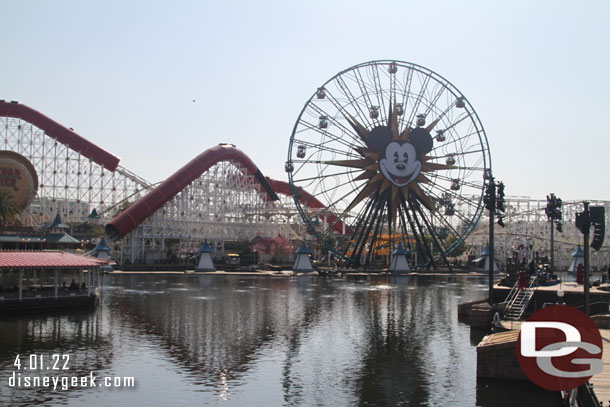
[[1, 0, 609, 201]]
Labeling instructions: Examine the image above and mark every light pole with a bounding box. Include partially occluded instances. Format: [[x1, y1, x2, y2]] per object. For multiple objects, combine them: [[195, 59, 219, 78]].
[[484, 178, 505, 305], [545, 193, 563, 273]]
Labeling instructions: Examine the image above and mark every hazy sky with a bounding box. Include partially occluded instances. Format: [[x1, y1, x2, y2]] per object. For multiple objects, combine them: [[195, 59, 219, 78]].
[[2, 0, 609, 201]]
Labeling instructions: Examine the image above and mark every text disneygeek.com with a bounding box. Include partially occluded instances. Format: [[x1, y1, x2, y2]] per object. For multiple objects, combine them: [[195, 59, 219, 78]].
[[6, 353, 135, 391], [8, 371, 136, 391]]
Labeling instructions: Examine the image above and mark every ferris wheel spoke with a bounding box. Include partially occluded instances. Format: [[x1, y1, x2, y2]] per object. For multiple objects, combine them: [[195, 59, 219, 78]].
[[369, 63, 388, 118], [397, 68, 415, 131], [435, 112, 472, 136], [365, 199, 388, 266], [423, 98, 458, 135], [355, 192, 387, 264], [396, 208, 414, 257], [306, 183, 365, 217], [291, 138, 361, 159], [427, 164, 486, 173], [414, 185, 475, 227], [343, 191, 379, 262], [422, 82, 450, 118], [321, 89, 371, 145], [297, 118, 363, 153], [307, 103, 365, 147], [428, 148, 485, 160], [352, 68, 383, 128], [426, 210, 462, 245], [415, 191, 465, 238], [412, 199, 453, 266], [397, 201, 416, 260], [403, 198, 434, 266], [430, 173, 484, 191], [291, 168, 363, 184], [333, 76, 372, 128], [421, 182, 481, 213], [406, 74, 431, 127], [318, 181, 382, 238]]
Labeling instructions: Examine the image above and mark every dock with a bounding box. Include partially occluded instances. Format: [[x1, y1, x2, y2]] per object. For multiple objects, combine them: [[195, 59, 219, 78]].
[[591, 329, 610, 404], [479, 319, 610, 403]]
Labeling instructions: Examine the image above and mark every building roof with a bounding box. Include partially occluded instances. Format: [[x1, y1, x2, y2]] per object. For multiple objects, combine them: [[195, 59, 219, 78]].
[[44, 233, 81, 244], [392, 244, 408, 256], [94, 238, 112, 252], [0, 236, 44, 243], [0, 233, 81, 245], [49, 213, 69, 229], [0, 251, 110, 269], [198, 242, 213, 253], [295, 243, 312, 255]]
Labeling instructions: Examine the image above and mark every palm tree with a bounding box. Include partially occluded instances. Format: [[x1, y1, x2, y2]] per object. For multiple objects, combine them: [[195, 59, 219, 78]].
[[0, 190, 20, 226]]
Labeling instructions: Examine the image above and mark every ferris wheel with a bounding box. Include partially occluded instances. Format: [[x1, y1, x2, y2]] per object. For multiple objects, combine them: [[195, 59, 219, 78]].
[[286, 60, 491, 268]]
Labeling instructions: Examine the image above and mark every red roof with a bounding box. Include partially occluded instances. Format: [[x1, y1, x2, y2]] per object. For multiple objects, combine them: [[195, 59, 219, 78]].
[[0, 251, 110, 269]]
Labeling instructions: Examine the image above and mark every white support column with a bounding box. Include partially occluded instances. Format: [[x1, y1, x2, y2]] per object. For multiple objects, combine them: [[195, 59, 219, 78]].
[[87, 269, 91, 295], [54, 269, 58, 298]]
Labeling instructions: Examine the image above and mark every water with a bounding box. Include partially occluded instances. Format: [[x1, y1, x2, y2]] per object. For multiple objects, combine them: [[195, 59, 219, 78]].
[[0, 274, 558, 406]]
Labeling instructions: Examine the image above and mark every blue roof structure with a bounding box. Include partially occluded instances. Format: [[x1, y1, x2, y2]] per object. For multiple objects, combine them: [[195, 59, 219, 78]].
[[571, 246, 584, 257], [295, 243, 312, 254], [392, 244, 408, 256], [48, 213, 69, 229], [198, 241, 213, 253], [95, 238, 112, 252]]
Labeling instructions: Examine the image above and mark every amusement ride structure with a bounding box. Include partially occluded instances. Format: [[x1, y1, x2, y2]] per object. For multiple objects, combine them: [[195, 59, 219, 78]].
[[1, 60, 608, 269], [286, 60, 491, 267]]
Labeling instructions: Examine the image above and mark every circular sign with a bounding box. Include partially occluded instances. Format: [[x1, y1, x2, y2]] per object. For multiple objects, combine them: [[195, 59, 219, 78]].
[[0, 151, 38, 210], [516, 305, 603, 391]]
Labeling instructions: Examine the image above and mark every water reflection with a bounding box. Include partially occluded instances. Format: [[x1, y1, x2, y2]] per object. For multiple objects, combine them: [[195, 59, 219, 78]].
[[0, 273, 553, 406], [98, 274, 486, 405], [0, 308, 112, 406]]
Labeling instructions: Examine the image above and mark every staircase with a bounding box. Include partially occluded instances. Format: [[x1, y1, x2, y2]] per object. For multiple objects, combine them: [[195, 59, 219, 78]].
[[503, 276, 537, 321]]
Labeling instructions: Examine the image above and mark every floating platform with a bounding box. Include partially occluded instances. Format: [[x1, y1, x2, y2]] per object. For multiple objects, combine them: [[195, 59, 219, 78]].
[[477, 330, 527, 381], [477, 319, 610, 402]]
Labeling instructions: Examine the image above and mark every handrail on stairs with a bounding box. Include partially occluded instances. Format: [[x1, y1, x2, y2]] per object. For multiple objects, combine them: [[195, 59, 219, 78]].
[[503, 275, 538, 316], [502, 280, 520, 314]]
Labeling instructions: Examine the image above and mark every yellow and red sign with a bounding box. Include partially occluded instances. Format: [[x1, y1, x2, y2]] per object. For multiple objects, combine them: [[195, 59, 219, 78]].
[[0, 151, 38, 211]]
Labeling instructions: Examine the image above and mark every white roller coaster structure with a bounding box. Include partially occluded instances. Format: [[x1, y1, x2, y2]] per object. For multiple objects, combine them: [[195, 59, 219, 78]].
[[1, 101, 608, 268]]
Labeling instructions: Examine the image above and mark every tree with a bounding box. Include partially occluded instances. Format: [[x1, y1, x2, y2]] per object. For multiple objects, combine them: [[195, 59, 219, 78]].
[[0, 190, 20, 226]]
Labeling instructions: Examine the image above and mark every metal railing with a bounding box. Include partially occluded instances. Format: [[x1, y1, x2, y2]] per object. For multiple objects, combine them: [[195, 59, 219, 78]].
[[503, 276, 538, 320]]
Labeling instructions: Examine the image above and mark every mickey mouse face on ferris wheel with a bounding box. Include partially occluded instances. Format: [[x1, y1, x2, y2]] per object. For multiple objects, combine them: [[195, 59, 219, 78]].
[[365, 126, 434, 188]]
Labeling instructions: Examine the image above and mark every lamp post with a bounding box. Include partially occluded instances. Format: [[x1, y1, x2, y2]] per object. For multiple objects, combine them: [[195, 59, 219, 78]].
[[484, 177, 496, 305]]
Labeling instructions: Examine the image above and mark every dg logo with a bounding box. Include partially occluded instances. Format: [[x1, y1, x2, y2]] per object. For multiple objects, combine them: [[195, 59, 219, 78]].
[[517, 305, 603, 391]]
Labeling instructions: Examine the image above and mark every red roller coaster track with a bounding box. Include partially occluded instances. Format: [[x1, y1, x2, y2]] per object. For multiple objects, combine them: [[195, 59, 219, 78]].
[[0, 100, 346, 240], [0, 100, 120, 171], [105, 145, 347, 240]]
